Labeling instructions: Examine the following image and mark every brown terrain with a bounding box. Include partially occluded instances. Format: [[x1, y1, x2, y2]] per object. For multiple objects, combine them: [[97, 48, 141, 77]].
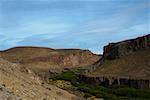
[[0, 47, 100, 99], [79, 34, 150, 88], [0, 47, 100, 79], [0, 34, 149, 99], [0, 58, 79, 100]]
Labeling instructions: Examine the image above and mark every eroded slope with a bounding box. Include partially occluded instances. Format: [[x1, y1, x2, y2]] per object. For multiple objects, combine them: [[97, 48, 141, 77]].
[[0, 58, 78, 100]]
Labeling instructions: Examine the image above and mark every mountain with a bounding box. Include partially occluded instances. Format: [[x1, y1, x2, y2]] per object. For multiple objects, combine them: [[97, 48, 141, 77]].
[[0, 47, 100, 79], [79, 34, 150, 89]]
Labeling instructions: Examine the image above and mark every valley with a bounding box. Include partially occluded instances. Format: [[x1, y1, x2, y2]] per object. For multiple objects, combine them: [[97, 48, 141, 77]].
[[0, 34, 150, 99]]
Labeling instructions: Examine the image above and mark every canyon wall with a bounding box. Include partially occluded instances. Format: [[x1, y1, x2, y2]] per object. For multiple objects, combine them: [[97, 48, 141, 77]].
[[78, 75, 150, 89], [79, 34, 150, 89], [103, 34, 150, 60], [81, 34, 150, 74]]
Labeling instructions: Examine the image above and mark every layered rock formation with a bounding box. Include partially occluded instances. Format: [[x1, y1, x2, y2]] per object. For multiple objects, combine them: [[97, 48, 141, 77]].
[[78, 75, 150, 89], [103, 34, 150, 60], [79, 34, 150, 89]]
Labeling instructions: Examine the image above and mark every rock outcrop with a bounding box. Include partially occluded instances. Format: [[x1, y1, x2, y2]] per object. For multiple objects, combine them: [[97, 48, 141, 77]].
[[103, 34, 150, 60], [81, 34, 150, 74], [78, 75, 150, 89], [79, 34, 150, 89]]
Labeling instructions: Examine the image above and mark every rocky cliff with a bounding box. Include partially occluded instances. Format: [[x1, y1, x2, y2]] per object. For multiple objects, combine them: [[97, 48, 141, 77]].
[[78, 75, 150, 89], [79, 34, 150, 89], [103, 34, 150, 60]]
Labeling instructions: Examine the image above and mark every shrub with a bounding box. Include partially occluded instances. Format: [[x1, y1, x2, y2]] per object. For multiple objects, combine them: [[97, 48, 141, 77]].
[[113, 87, 150, 99], [54, 71, 76, 81], [50, 70, 150, 99], [84, 93, 92, 98]]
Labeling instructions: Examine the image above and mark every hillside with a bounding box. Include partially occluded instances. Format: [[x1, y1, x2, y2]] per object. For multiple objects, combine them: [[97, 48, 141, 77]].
[[89, 49, 150, 79], [0, 58, 78, 100], [92, 34, 150, 78], [79, 34, 150, 88], [0, 47, 100, 79]]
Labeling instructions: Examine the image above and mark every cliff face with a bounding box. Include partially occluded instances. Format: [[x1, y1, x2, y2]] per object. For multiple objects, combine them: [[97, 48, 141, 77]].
[[78, 75, 150, 89], [79, 34, 150, 89], [103, 34, 150, 60]]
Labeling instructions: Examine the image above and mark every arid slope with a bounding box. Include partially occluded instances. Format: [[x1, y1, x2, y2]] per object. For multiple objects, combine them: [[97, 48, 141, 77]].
[[0, 58, 78, 100]]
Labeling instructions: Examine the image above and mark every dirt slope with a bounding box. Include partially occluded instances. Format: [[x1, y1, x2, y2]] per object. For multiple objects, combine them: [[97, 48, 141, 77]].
[[0, 58, 78, 100]]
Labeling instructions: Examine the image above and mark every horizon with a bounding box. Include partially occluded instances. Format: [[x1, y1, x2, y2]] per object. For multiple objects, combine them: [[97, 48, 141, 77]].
[[0, 33, 149, 55], [0, 0, 150, 53]]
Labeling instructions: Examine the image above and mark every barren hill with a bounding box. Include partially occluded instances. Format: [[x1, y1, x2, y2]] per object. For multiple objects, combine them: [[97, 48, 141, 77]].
[[0, 47, 100, 79]]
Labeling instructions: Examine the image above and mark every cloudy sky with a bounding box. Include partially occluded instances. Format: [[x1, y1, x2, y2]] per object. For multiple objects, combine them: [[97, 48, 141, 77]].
[[0, 0, 149, 53]]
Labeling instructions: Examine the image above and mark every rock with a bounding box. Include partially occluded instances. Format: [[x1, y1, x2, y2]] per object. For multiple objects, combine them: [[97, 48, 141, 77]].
[[78, 75, 150, 89], [103, 34, 150, 60], [79, 34, 150, 89]]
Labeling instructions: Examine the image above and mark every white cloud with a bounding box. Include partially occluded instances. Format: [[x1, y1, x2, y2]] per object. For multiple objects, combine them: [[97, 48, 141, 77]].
[[71, 1, 149, 36], [0, 0, 149, 53]]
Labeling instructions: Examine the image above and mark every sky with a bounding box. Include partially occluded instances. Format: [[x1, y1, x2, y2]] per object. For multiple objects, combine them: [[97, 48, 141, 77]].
[[0, 0, 149, 54]]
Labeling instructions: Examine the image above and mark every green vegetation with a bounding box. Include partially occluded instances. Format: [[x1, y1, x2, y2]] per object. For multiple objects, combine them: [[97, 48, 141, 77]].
[[52, 71, 77, 81], [76, 83, 150, 99], [50, 71, 150, 99]]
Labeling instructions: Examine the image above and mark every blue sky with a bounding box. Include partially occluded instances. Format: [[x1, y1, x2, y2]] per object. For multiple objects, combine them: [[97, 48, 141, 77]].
[[0, 0, 149, 53]]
